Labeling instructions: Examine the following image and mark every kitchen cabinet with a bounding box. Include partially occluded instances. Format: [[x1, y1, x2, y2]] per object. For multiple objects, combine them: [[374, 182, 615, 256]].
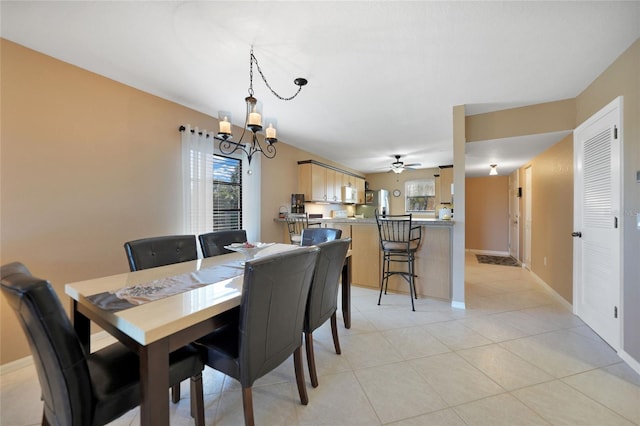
[[326, 168, 338, 202], [298, 161, 365, 204], [355, 178, 365, 204], [299, 163, 332, 202], [350, 224, 381, 289], [439, 166, 454, 204], [434, 173, 441, 207]]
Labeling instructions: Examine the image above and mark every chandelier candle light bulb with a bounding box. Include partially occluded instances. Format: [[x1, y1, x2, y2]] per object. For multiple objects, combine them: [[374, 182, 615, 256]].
[[266, 123, 276, 139], [219, 116, 231, 135], [248, 111, 261, 127]]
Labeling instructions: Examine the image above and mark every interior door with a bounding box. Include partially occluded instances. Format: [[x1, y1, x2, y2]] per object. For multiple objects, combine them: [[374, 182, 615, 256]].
[[523, 166, 532, 269], [573, 97, 621, 350], [509, 171, 520, 260]]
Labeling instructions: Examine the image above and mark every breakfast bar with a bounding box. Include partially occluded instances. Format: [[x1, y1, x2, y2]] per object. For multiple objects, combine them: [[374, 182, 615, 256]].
[[278, 217, 454, 300]]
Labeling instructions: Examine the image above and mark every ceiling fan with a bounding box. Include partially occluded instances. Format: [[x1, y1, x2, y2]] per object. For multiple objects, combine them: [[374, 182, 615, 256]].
[[389, 155, 421, 174]]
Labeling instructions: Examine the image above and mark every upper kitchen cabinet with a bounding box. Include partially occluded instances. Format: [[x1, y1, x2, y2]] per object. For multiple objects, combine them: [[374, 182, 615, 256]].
[[439, 165, 454, 204], [298, 160, 365, 204], [355, 178, 365, 204]]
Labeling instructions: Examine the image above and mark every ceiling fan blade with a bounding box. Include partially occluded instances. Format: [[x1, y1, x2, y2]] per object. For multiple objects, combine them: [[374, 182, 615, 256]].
[[404, 163, 422, 167]]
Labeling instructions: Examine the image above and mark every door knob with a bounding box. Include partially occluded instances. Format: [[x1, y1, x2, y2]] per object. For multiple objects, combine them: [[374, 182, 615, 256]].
[[571, 232, 582, 238]]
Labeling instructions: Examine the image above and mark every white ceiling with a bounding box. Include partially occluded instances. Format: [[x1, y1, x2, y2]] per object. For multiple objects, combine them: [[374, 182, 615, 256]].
[[2, 1, 638, 176]]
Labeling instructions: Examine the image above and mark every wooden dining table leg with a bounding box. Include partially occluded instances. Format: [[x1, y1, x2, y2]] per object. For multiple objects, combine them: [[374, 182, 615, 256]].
[[341, 255, 352, 329], [70, 299, 90, 353], [139, 339, 170, 426]]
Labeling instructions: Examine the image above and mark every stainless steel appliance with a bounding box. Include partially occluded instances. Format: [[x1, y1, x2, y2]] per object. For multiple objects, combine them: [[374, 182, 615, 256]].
[[356, 189, 389, 218]]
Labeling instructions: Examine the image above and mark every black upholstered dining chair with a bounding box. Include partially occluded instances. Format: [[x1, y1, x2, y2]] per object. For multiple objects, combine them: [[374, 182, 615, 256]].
[[0, 262, 205, 426], [198, 230, 247, 257], [123, 235, 198, 272], [303, 238, 351, 387], [123, 234, 198, 402], [375, 210, 422, 311], [195, 246, 320, 426], [300, 227, 342, 246]]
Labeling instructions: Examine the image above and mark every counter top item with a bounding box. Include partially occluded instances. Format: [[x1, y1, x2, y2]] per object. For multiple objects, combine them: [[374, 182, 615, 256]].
[[275, 216, 454, 226]]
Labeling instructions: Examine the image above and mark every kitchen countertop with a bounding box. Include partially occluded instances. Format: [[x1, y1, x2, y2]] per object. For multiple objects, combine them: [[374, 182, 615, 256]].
[[276, 217, 454, 226]]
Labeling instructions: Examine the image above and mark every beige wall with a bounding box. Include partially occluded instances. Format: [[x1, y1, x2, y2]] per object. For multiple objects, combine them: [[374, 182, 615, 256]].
[[0, 40, 357, 364], [466, 98, 576, 141], [1, 39, 218, 363], [523, 135, 574, 302], [465, 176, 509, 252]]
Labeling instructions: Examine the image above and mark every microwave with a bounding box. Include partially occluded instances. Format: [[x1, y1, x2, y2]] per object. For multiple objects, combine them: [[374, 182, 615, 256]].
[[341, 186, 356, 204]]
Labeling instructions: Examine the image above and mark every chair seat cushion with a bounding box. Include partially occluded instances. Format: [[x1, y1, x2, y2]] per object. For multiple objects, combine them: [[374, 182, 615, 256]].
[[88, 342, 203, 425], [195, 322, 241, 380], [381, 241, 420, 251]]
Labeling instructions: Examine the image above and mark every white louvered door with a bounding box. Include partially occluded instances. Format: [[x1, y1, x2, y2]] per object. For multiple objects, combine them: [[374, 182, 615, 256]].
[[573, 97, 621, 350]]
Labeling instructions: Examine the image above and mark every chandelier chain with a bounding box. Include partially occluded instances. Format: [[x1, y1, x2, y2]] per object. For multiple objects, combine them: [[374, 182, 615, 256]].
[[250, 49, 303, 101]]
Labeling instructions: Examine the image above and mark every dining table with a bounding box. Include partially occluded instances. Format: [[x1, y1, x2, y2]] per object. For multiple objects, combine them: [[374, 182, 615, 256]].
[[65, 243, 352, 426]]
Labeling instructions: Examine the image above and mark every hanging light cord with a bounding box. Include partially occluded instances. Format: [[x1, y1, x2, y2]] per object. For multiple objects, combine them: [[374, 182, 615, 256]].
[[249, 47, 304, 101]]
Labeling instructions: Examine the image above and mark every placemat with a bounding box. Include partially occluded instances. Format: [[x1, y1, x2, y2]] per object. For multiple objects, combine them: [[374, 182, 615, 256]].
[[87, 261, 244, 312]]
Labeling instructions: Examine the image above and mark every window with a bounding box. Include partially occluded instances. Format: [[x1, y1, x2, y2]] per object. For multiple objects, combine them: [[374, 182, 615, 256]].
[[212, 154, 242, 231], [180, 125, 244, 236], [405, 179, 435, 213]]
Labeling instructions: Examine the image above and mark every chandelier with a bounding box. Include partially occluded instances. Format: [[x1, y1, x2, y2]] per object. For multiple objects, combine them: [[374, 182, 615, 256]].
[[215, 47, 307, 170]]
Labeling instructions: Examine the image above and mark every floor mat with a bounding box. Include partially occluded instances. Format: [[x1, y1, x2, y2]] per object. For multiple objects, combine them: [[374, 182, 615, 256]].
[[475, 254, 520, 267]]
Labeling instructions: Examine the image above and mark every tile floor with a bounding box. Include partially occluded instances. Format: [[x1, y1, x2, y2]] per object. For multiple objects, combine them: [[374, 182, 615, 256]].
[[2, 253, 639, 425]]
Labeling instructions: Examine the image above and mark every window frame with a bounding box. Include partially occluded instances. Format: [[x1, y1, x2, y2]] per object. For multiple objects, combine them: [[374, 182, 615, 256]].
[[404, 178, 436, 213], [212, 154, 243, 231]]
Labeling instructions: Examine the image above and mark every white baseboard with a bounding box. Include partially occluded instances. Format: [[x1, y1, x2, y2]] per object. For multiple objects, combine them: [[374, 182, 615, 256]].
[[0, 356, 34, 375], [451, 300, 466, 310], [1, 331, 115, 376], [528, 271, 640, 377], [529, 271, 573, 311], [619, 350, 640, 376]]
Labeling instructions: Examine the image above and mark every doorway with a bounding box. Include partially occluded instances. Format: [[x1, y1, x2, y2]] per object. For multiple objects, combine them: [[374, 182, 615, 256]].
[[523, 166, 532, 270], [508, 171, 520, 260]]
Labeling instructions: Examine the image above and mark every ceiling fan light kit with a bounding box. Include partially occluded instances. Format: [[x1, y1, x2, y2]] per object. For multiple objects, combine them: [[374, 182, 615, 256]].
[[489, 164, 498, 175], [389, 155, 421, 174]]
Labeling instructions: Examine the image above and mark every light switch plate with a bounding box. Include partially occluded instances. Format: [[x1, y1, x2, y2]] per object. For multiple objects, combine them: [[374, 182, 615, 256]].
[[637, 213, 640, 230]]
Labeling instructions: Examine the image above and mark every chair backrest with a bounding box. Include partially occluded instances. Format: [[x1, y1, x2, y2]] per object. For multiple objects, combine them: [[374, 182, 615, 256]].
[[305, 239, 351, 333], [375, 211, 421, 251], [300, 227, 342, 246], [285, 214, 309, 243], [199, 230, 248, 257], [238, 246, 319, 387], [123, 235, 197, 271], [0, 262, 93, 426]]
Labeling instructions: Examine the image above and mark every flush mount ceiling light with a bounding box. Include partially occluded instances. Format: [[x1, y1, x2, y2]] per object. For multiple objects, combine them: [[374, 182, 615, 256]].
[[215, 47, 307, 170], [489, 164, 498, 176]]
